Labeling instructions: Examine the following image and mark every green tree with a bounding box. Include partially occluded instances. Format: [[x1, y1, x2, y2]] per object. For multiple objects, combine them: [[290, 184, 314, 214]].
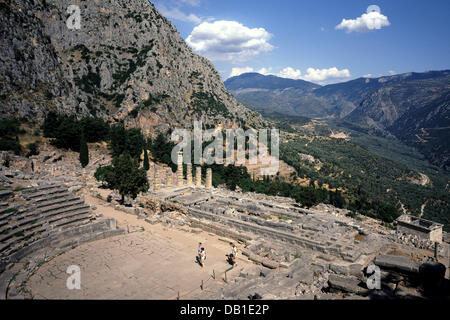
[[329, 190, 345, 208], [143, 148, 149, 171], [377, 204, 399, 223], [126, 128, 145, 160], [94, 165, 114, 187], [79, 131, 89, 167], [0, 118, 21, 155], [148, 132, 175, 166], [109, 123, 145, 160], [26, 142, 39, 157], [80, 117, 110, 142], [42, 111, 60, 137], [108, 123, 127, 157], [94, 153, 149, 204]]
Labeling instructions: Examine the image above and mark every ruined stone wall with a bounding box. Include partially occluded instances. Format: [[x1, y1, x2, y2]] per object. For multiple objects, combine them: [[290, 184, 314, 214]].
[[397, 223, 436, 242], [430, 228, 443, 243]]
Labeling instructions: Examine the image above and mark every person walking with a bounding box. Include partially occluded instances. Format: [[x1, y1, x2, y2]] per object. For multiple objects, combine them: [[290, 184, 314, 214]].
[[199, 247, 206, 269], [231, 243, 238, 266], [196, 242, 203, 266], [228, 242, 238, 266]]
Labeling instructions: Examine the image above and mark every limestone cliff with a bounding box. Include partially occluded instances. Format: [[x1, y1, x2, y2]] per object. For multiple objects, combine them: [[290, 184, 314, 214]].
[[0, 0, 265, 135]]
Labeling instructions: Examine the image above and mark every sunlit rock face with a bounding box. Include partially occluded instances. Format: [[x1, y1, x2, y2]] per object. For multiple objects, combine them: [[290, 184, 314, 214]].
[[0, 0, 265, 134]]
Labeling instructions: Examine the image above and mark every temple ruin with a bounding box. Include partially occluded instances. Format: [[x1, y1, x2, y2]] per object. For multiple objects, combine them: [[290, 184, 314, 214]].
[[396, 215, 443, 243]]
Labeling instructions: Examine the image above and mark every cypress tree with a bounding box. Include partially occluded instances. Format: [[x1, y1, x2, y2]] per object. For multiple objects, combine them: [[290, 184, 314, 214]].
[[79, 131, 89, 168], [143, 148, 149, 171]]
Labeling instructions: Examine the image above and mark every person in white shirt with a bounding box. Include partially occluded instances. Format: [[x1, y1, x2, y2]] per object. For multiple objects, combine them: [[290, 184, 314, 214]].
[[229, 242, 238, 266], [199, 247, 206, 268]]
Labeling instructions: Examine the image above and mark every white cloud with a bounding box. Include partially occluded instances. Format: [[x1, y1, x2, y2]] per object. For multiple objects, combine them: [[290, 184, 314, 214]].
[[227, 66, 350, 84], [301, 67, 351, 83], [257, 67, 273, 75], [156, 4, 202, 24], [388, 70, 396, 75], [336, 6, 390, 33], [229, 67, 255, 78], [228, 67, 273, 78], [186, 20, 274, 61], [278, 67, 302, 79]]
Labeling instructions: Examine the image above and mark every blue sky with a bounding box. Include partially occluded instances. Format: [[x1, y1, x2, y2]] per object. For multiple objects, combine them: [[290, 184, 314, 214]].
[[153, 0, 450, 84]]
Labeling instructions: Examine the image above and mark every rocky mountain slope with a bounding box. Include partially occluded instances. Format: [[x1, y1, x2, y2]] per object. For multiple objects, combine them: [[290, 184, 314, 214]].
[[0, 0, 264, 135], [225, 71, 450, 169]]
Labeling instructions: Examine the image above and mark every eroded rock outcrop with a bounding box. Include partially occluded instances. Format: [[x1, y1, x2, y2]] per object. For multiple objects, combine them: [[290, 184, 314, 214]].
[[1, 0, 265, 133]]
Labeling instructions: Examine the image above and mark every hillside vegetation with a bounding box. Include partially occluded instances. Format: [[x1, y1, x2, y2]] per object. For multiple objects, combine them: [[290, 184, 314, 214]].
[[266, 113, 450, 231]]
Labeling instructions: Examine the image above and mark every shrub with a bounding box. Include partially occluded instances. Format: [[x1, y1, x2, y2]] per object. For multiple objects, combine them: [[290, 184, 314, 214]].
[[109, 123, 145, 160], [0, 119, 21, 154], [94, 153, 148, 204], [43, 112, 110, 151], [143, 149, 149, 171], [79, 132, 89, 167], [26, 142, 39, 157]]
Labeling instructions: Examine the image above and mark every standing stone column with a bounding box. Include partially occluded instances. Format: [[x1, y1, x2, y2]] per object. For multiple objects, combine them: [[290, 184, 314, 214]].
[[154, 167, 161, 192], [206, 168, 212, 189], [166, 168, 172, 189], [195, 167, 202, 187], [160, 169, 166, 189], [172, 170, 177, 187], [177, 151, 183, 187], [186, 164, 192, 185], [150, 162, 155, 175], [149, 162, 155, 184]]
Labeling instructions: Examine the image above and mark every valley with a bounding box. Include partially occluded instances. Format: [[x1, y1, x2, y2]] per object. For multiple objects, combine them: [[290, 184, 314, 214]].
[[225, 71, 450, 171], [257, 112, 450, 231]]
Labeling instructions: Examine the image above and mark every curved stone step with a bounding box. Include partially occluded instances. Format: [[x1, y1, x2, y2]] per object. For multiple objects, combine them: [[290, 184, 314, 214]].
[[3, 200, 86, 228], [48, 210, 92, 226], [0, 210, 18, 223], [0, 210, 92, 256], [32, 191, 72, 204], [31, 199, 85, 215], [0, 205, 91, 242], [21, 184, 62, 194], [2, 213, 93, 259], [13, 198, 81, 222], [24, 187, 67, 200], [33, 195, 79, 210]]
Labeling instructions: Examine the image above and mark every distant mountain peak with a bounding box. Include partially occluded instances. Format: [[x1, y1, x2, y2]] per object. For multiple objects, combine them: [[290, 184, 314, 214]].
[[225, 72, 321, 91]]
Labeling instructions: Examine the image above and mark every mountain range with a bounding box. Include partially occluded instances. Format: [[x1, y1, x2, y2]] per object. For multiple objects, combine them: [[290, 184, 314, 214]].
[[225, 71, 450, 170]]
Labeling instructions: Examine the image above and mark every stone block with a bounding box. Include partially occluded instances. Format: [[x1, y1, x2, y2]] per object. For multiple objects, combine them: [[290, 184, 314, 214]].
[[348, 263, 364, 280], [293, 269, 314, 285], [0, 190, 13, 199], [328, 274, 366, 295], [329, 264, 349, 276], [374, 254, 420, 274], [261, 258, 279, 269]]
